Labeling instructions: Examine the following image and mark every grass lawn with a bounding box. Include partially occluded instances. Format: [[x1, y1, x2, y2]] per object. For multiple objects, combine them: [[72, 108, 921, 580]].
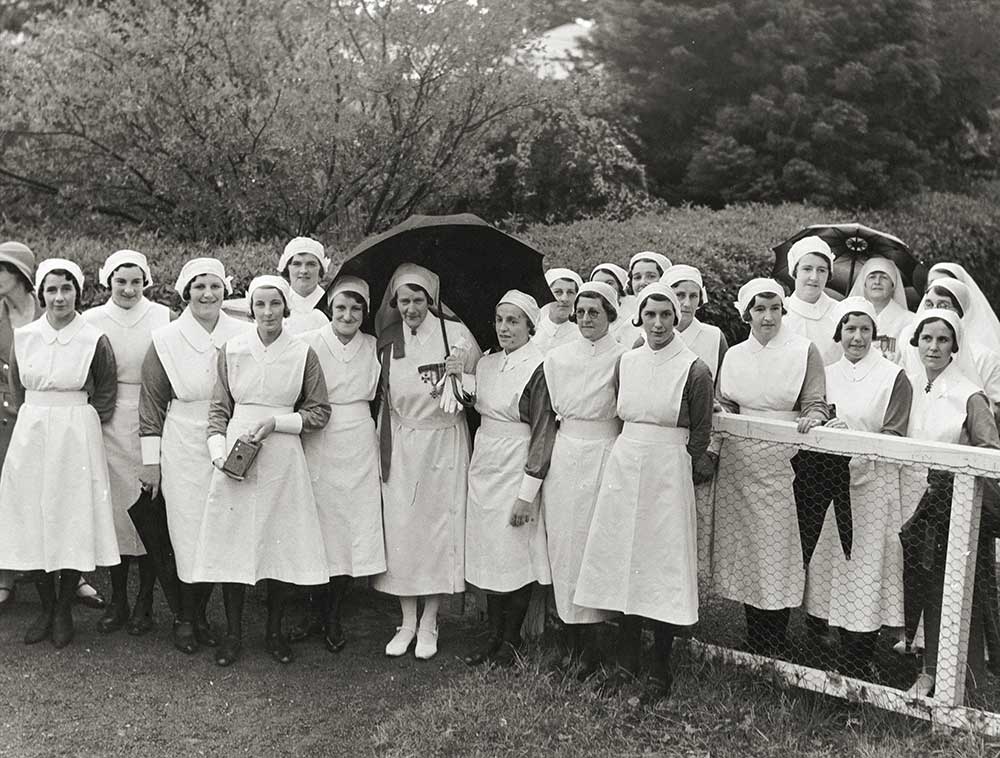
[[1, 582, 998, 757]]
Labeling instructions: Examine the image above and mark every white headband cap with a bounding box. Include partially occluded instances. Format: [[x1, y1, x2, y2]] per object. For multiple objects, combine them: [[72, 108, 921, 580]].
[[330, 275, 371, 309], [545, 267, 583, 291], [36, 258, 84, 291], [99, 249, 152, 289], [848, 256, 907, 308], [576, 280, 619, 317], [629, 251, 672, 274], [735, 277, 784, 316], [661, 263, 708, 304], [787, 236, 834, 274], [247, 275, 291, 306], [634, 282, 681, 326], [831, 296, 877, 334], [497, 289, 541, 328], [175, 257, 232, 299], [278, 237, 330, 274], [924, 276, 970, 315], [912, 307, 964, 347], [590, 263, 628, 292]]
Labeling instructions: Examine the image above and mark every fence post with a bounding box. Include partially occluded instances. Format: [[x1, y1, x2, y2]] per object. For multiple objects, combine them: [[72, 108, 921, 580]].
[[934, 474, 983, 707]]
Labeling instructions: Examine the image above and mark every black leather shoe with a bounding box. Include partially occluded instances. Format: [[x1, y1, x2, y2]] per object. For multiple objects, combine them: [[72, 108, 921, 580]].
[[52, 606, 75, 649], [173, 620, 199, 655], [215, 635, 242, 667], [126, 612, 154, 637], [323, 622, 346, 654], [97, 602, 129, 634], [194, 619, 218, 647], [265, 633, 294, 664], [287, 615, 323, 643], [24, 610, 54, 645], [463, 634, 502, 666], [490, 641, 521, 669]]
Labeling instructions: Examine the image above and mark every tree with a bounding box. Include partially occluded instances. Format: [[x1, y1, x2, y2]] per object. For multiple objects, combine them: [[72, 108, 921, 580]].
[[0, 0, 544, 241], [585, 0, 1000, 207]]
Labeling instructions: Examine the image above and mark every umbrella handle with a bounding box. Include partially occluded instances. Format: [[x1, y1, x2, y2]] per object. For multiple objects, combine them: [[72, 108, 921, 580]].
[[450, 375, 476, 409]]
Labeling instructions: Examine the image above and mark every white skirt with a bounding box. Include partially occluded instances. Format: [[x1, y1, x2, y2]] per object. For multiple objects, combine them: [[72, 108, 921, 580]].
[[102, 384, 147, 556], [191, 403, 328, 585], [0, 390, 119, 571]]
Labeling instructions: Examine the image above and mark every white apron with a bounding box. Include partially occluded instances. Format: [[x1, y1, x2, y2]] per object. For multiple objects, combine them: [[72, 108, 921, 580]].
[[542, 333, 626, 624], [0, 317, 119, 571], [713, 327, 810, 609], [531, 304, 579, 355], [465, 342, 551, 592], [373, 314, 480, 596], [286, 286, 329, 336], [151, 309, 248, 581], [575, 338, 699, 625], [191, 330, 328, 585], [83, 298, 170, 556], [785, 293, 840, 366], [804, 352, 907, 632], [677, 317, 722, 379], [299, 327, 386, 578]]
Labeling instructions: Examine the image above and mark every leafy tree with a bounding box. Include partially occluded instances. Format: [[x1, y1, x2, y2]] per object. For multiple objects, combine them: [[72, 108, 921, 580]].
[[0, 0, 544, 241]]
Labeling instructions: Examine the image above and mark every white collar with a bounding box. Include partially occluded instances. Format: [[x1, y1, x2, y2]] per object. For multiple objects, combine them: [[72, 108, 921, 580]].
[[101, 296, 152, 328], [499, 340, 542, 372], [39, 313, 85, 345], [289, 286, 324, 313], [178, 307, 240, 354], [321, 327, 363, 363], [404, 311, 439, 347], [575, 331, 617, 357], [678, 317, 703, 338], [786, 292, 836, 321], [645, 332, 686, 364], [747, 324, 795, 354], [835, 347, 880, 382], [248, 328, 293, 364]]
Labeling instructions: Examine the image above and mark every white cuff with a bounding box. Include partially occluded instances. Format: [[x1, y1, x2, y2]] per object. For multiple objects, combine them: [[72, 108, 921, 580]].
[[517, 474, 543, 503], [140, 436, 161, 465], [208, 434, 227, 462], [273, 413, 303, 434]]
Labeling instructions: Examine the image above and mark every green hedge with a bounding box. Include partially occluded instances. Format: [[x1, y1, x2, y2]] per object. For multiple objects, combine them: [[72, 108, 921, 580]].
[[4, 187, 999, 344]]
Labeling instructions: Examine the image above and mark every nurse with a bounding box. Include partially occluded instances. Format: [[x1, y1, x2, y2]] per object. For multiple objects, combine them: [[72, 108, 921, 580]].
[[590, 263, 639, 347], [627, 251, 672, 298], [901, 309, 996, 698], [803, 298, 912, 676], [373, 263, 482, 661], [82, 250, 171, 636], [0, 259, 119, 648], [532, 268, 582, 355], [713, 278, 829, 656], [296, 276, 386, 653], [661, 264, 728, 381], [575, 283, 714, 700], [138, 258, 248, 654], [783, 236, 840, 365], [192, 275, 331, 667], [538, 280, 627, 674], [463, 290, 554, 667], [278, 236, 331, 334], [847, 258, 912, 357]]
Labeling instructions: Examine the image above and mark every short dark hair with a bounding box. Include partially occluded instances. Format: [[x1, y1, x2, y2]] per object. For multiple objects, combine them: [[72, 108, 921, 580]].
[[591, 271, 624, 297], [741, 293, 787, 323], [108, 262, 149, 288], [632, 293, 679, 327], [833, 312, 879, 343], [626, 261, 664, 295], [926, 285, 965, 318], [37, 269, 82, 308], [389, 284, 435, 309], [249, 287, 291, 319], [910, 317, 959, 352], [182, 273, 226, 303], [0, 261, 33, 293], [570, 292, 618, 323], [332, 289, 370, 323]]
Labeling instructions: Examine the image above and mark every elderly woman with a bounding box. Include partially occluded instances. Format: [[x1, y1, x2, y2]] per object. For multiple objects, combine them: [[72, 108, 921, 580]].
[[591, 263, 638, 347], [713, 278, 829, 655], [532, 268, 582, 355], [191, 275, 331, 667], [463, 290, 554, 667], [575, 283, 714, 700], [138, 258, 248, 654], [0, 259, 119, 647], [293, 276, 386, 653], [278, 236, 331, 334], [81, 250, 171, 636], [802, 298, 912, 676], [901, 309, 997, 698], [847, 258, 912, 358], [373, 263, 482, 661]]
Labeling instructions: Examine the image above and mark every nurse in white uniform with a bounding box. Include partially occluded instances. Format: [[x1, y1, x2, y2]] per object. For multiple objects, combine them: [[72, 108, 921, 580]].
[[296, 276, 386, 654], [278, 236, 330, 335], [713, 278, 829, 656], [575, 283, 714, 700], [591, 263, 639, 347], [532, 268, 581, 355], [0, 259, 119, 648], [138, 258, 248, 654], [463, 290, 554, 668], [193, 275, 331, 667], [847, 258, 911, 358], [783, 236, 840, 365], [82, 250, 171, 636]]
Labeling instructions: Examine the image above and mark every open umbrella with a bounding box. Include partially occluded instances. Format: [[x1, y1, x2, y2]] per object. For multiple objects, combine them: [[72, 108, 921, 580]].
[[772, 223, 925, 306], [330, 213, 552, 351]]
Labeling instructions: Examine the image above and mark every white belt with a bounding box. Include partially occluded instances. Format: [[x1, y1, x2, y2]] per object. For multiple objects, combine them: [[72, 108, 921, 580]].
[[622, 422, 689, 444], [558, 418, 621, 440], [233, 403, 294, 420], [116, 383, 141, 402], [330, 401, 372, 423], [167, 398, 210, 422], [480, 417, 530, 439], [25, 390, 88, 407], [391, 411, 460, 431]]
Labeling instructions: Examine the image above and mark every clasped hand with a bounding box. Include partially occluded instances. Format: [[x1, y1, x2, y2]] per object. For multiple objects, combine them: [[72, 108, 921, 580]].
[[509, 498, 535, 527]]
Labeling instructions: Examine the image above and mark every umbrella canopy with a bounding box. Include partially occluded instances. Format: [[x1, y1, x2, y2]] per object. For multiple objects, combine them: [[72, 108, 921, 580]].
[[331, 213, 552, 350], [772, 223, 925, 307]]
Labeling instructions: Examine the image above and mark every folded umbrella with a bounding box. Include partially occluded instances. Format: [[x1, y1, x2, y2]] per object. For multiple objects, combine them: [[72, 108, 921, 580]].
[[128, 489, 181, 617]]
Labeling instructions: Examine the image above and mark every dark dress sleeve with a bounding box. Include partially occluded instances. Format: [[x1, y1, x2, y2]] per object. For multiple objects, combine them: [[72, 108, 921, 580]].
[[291, 346, 332, 433], [676, 359, 715, 462], [879, 369, 912, 437], [519, 362, 558, 483], [8, 343, 24, 411], [85, 334, 118, 423], [139, 343, 174, 442], [715, 332, 729, 385], [207, 348, 234, 460], [794, 343, 829, 420], [962, 392, 1000, 450]]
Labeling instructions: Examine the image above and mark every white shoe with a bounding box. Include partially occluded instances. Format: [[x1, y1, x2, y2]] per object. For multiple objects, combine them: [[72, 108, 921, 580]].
[[414, 625, 439, 660], [906, 672, 935, 698], [385, 626, 416, 657]]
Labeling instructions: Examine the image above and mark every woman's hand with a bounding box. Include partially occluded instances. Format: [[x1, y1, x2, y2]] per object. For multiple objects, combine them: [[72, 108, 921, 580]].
[[247, 418, 276, 443], [509, 498, 536, 528], [444, 350, 465, 378], [797, 416, 824, 434], [825, 417, 850, 430], [139, 463, 161, 499], [213, 456, 244, 481]]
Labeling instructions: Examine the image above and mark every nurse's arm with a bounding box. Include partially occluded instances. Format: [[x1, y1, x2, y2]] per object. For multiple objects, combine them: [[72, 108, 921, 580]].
[[879, 369, 913, 437], [207, 348, 235, 463], [86, 334, 118, 424], [517, 362, 557, 504]]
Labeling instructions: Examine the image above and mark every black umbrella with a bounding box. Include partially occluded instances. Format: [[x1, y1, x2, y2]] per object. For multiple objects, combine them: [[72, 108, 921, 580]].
[[128, 489, 181, 617], [330, 213, 552, 351], [772, 223, 925, 307]]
